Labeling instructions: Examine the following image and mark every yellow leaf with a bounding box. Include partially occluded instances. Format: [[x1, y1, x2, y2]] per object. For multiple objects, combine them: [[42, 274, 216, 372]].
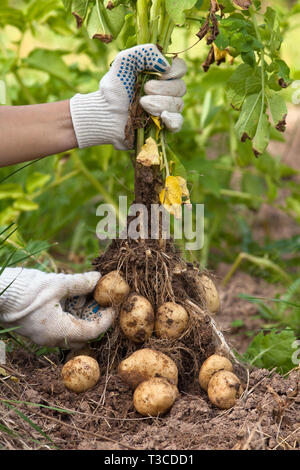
[[150, 115, 162, 139], [136, 137, 160, 167], [176, 176, 191, 204], [213, 43, 234, 65], [159, 175, 190, 219], [150, 115, 162, 131]]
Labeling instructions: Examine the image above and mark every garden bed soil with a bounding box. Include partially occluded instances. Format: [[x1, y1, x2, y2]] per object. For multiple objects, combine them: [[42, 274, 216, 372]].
[[1, 269, 299, 451]]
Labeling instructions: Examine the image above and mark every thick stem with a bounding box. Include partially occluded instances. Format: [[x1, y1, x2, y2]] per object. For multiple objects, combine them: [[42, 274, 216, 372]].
[[150, 0, 162, 44], [137, 0, 150, 44]]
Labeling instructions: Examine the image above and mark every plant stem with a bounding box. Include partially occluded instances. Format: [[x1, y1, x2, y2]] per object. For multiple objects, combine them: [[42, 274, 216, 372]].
[[162, 18, 175, 52], [137, 0, 150, 44], [222, 252, 292, 287], [150, 0, 162, 44], [250, 7, 265, 126], [161, 131, 170, 177]]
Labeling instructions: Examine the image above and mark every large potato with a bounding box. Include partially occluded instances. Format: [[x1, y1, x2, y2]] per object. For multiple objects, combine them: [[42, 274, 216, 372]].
[[133, 378, 178, 416], [197, 274, 220, 313], [120, 294, 154, 343], [94, 270, 130, 307], [61, 355, 100, 393], [155, 302, 188, 339], [118, 348, 178, 389], [207, 370, 243, 409], [199, 354, 233, 391]]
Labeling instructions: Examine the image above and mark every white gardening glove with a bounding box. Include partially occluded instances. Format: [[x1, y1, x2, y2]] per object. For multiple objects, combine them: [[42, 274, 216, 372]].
[[70, 44, 187, 150], [0, 268, 114, 349]]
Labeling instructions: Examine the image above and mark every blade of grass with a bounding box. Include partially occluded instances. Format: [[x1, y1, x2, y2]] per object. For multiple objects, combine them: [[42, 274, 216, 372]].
[[3, 402, 58, 448]]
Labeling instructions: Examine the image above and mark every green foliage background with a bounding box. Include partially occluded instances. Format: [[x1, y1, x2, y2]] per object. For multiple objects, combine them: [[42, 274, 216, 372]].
[[0, 0, 299, 277]]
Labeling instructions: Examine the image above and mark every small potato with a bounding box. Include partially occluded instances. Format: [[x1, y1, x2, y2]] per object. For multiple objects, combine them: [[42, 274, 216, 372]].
[[155, 302, 188, 339], [94, 270, 130, 307], [197, 274, 220, 313], [133, 378, 178, 416], [199, 354, 233, 391], [61, 355, 100, 393], [120, 294, 154, 343], [207, 370, 243, 409], [118, 348, 178, 389]]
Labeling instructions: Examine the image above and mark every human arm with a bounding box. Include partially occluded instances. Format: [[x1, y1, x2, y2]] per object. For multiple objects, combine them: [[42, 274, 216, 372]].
[[0, 100, 77, 167]]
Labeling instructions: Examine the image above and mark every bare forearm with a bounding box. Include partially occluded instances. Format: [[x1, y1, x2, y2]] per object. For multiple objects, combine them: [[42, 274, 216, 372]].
[[0, 100, 78, 167]]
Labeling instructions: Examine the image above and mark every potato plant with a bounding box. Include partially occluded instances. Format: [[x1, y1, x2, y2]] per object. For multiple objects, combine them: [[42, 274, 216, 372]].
[[0, 1, 299, 378]]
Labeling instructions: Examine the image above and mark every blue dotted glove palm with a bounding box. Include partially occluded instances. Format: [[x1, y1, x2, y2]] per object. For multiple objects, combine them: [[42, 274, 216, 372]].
[[70, 44, 187, 150], [0, 268, 114, 349]]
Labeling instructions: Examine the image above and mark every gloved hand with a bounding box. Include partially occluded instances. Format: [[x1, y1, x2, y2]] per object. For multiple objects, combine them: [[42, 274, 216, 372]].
[[70, 44, 187, 150], [0, 268, 114, 349]]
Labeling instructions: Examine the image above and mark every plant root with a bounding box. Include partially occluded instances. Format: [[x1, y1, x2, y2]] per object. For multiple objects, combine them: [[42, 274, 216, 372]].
[[93, 238, 248, 388]]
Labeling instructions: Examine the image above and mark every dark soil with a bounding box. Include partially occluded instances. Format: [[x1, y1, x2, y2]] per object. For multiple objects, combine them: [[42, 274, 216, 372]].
[[0, 333, 298, 450], [0, 268, 299, 451]]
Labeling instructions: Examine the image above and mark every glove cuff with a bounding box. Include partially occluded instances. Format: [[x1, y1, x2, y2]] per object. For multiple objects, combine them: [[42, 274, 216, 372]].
[[70, 90, 129, 150]]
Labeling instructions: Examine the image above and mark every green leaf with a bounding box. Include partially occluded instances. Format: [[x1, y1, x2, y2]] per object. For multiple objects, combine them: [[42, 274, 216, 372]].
[[104, 4, 126, 38], [235, 92, 261, 139], [24, 49, 72, 82], [252, 113, 270, 156], [243, 329, 297, 374], [25, 172, 51, 194], [87, 2, 125, 42], [267, 93, 287, 129], [241, 50, 255, 67], [0, 207, 20, 226], [0, 7, 25, 30], [275, 59, 292, 88], [227, 64, 261, 110], [87, 4, 111, 41], [235, 92, 270, 155], [13, 199, 39, 212], [26, 0, 60, 23], [71, 0, 90, 27], [166, 0, 198, 24], [0, 184, 24, 200], [62, 0, 72, 9]]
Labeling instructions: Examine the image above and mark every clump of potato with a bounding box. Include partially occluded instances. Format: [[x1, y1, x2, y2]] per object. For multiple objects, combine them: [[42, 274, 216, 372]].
[[94, 270, 130, 307], [155, 302, 189, 339], [118, 348, 178, 389], [61, 355, 100, 393], [120, 293, 154, 343], [199, 354, 233, 391], [207, 370, 243, 409], [196, 274, 220, 313], [133, 378, 179, 416]]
